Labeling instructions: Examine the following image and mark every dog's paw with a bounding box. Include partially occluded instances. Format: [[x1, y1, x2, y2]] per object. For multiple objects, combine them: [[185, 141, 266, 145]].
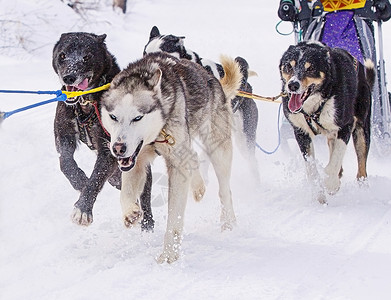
[[191, 169, 206, 202], [220, 210, 236, 231], [315, 190, 327, 205], [123, 204, 143, 228], [141, 213, 155, 232], [324, 175, 340, 195], [156, 248, 180, 264], [221, 216, 236, 232], [71, 207, 93, 226], [357, 176, 369, 188], [191, 172, 206, 202], [221, 221, 235, 231]]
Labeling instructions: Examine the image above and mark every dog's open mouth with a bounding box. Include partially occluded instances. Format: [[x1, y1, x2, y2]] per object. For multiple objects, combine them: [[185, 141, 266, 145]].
[[117, 140, 144, 172], [65, 78, 89, 104], [288, 85, 314, 113]]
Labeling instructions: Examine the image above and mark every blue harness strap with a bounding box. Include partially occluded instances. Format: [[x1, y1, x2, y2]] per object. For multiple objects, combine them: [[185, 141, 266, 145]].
[[0, 89, 63, 96], [1, 94, 67, 120], [0, 89, 66, 121], [255, 102, 282, 155]]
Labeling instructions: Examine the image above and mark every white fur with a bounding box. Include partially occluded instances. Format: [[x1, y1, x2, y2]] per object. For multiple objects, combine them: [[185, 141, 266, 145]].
[[101, 58, 239, 263], [200, 58, 221, 79], [288, 95, 339, 137]]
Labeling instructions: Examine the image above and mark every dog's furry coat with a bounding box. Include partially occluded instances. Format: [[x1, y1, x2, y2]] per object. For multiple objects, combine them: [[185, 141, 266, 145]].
[[101, 52, 242, 263], [52, 32, 153, 228], [279, 41, 374, 203]]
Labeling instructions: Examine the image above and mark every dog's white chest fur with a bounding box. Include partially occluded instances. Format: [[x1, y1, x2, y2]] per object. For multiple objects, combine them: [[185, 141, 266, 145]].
[[288, 94, 340, 136]]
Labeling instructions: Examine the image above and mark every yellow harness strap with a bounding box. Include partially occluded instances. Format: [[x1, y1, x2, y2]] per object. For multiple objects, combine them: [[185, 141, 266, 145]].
[[63, 83, 111, 98]]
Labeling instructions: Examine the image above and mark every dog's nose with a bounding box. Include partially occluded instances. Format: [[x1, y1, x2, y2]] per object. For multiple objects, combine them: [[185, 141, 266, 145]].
[[288, 81, 300, 92], [112, 142, 126, 157], [63, 74, 76, 85]]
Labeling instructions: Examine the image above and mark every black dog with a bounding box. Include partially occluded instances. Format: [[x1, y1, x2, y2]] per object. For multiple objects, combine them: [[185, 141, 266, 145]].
[[144, 26, 260, 181], [52, 32, 153, 229], [279, 41, 375, 203]]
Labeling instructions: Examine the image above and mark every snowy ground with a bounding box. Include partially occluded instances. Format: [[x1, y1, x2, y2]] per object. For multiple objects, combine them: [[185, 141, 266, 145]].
[[1, 0, 391, 299]]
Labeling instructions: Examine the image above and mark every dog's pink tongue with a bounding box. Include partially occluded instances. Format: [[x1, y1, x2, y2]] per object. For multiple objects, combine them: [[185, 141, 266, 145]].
[[76, 78, 89, 90], [288, 93, 303, 113]]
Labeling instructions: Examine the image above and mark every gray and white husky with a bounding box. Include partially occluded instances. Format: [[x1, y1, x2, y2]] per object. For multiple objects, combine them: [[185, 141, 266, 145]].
[[101, 52, 241, 263]]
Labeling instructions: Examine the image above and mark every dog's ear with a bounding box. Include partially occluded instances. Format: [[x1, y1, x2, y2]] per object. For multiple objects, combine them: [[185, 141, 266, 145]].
[[97, 34, 107, 43], [147, 68, 162, 90], [60, 33, 69, 40], [178, 36, 185, 47], [150, 26, 161, 40]]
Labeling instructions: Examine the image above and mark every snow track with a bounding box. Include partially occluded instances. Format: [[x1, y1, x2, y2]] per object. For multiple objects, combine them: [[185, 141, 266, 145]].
[[1, 0, 391, 299]]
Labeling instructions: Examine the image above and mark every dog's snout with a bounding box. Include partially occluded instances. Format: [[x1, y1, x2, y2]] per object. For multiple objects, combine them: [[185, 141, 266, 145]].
[[288, 81, 300, 92], [63, 74, 76, 85], [112, 142, 126, 157]]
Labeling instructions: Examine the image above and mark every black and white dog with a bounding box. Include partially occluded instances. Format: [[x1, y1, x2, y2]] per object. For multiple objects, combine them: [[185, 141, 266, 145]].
[[279, 41, 375, 203], [144, 26, 260, 182], [52, 32, 153, 229]]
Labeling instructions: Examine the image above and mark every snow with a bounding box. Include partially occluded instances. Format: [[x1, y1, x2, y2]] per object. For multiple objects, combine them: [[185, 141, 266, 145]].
[[1, 0, 391, 299]]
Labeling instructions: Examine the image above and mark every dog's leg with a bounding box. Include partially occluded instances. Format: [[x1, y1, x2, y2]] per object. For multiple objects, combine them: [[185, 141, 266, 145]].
[[57, 139, 89, 191], [72, 153, 118, 225], [119, 147, 155, 229], [55, 101, 89, 192], [191, 167, 206, 202], [108, 167, 122, 189], [120, 160, 148, 228], [352, 124, 369, 180], [240, 97, 260, 184], [233, 110, 260, 185], [207, 138, 236, 231], [295, 129, 326, 204], [327, 136, 344, 178], [324, 135, 347, 195], [140, 164, 155, 231], [157, 161, 190, 264]]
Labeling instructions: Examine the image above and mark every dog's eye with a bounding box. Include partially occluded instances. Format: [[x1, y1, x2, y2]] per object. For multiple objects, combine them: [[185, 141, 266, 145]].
[[284, 64, 293, 73], [59, 52, 66, 61], [109, 114, 118, 122], [133, 115, 143, 122], [83, 54, 92, 62]]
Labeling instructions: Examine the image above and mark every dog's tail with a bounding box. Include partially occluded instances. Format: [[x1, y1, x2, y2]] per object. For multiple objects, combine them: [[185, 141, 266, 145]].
[[364, 59, 376, 90], [219, 55, 242, 102]]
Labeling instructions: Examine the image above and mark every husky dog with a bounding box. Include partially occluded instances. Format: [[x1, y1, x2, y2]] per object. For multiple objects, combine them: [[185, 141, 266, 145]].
[[144, 26, 260, 182], [279, 41, 375, 203], [52, 32, 154, 229], [101, 52, 241, 263]]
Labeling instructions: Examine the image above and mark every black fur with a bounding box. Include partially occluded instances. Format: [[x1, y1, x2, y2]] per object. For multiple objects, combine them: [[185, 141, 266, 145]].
[[52, 32, 154, 229], [279, 41, 374, 198]]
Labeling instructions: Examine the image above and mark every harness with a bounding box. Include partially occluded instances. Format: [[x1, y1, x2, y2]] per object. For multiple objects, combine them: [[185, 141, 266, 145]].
[[72, 78, 110, 150], [300, 100, 327, 135], [74, 100, 105, 150]]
